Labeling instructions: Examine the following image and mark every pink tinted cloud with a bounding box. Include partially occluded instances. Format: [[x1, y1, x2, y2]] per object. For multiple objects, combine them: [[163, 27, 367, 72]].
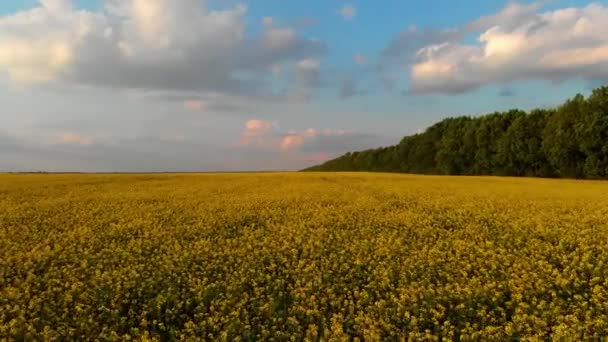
[[278, 128, 318, 150], [277, 128, 355, 151], [353, 53, 366, 65], [239, 119, 277, 147], [52, 133, 93, 146], [183, 100, 208, 111], [238, 119, 354, 156], [280, 134, 306, 150], [338, 4, 356, 20], [245, 119, 274, 132]]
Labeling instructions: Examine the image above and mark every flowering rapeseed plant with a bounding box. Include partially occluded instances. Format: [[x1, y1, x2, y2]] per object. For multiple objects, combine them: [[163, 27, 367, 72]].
[[1, 173, 608, 340]]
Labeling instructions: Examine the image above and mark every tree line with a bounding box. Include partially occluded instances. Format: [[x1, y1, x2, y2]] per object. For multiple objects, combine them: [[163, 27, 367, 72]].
[[304, 86, 608, 179]]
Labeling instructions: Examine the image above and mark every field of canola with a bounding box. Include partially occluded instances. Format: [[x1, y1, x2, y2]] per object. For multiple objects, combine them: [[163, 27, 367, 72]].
[[2, 172, 608, 340]]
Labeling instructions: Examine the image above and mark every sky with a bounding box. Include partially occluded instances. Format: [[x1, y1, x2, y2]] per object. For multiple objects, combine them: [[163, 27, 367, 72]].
[[1, 0, 607, 172]]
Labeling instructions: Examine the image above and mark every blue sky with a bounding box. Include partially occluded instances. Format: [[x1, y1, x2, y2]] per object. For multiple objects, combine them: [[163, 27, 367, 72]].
[[0, 0, 606, 171]]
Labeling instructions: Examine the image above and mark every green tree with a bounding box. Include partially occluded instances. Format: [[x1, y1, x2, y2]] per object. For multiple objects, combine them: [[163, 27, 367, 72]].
[[577, 87, 608, 178], [542, 94, 587, 178], [303, 85, 608, 180], [497, 110, 550, 176]]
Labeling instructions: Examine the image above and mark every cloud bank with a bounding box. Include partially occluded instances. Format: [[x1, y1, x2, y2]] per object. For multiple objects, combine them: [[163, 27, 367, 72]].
[[398, 2, 608, 94], [0, 0, 325, 100]]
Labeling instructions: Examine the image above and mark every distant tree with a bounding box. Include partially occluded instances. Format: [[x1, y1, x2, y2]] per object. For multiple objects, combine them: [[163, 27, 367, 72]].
[[461, 119, 480, 175], [435, 117, 473, 175], [496, 110, 549, 176], [302, 85, 608, 180], [542, 94, 587, 178], [577, 87, 608, 178]]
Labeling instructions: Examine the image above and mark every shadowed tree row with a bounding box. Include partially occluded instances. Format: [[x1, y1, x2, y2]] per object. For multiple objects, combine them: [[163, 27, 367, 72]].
[[304, 86, 608, 179]]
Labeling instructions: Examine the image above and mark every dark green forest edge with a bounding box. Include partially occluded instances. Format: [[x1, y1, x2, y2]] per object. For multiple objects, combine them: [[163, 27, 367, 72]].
[[304, 86, 608, 179]]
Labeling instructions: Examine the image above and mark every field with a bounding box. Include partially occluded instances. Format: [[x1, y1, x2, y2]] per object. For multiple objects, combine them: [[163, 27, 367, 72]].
[[2, 173, 608, 340]]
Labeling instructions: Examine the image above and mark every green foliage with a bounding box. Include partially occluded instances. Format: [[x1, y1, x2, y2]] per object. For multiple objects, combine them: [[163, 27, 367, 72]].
[[2, 173, 608, 340], [305, 86, 608, 179]]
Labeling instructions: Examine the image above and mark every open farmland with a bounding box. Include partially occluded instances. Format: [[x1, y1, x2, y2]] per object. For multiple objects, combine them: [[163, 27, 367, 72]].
[[2, 173, 608, 340]]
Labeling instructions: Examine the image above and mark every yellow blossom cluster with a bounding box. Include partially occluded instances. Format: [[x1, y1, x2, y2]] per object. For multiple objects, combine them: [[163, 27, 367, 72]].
[[1, 173, 608, 340]]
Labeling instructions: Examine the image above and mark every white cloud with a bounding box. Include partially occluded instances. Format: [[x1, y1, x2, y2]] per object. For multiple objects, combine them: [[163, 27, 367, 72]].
[[468, 2, 542, 32], [382, 26, 462, 59], [0, 0, 106, 82], [338, 4, 356, 20], [0, 0, 325, 99], [408, 2, 608, 94], [130, 0, 171, 47], [40, 0, 72, 13]]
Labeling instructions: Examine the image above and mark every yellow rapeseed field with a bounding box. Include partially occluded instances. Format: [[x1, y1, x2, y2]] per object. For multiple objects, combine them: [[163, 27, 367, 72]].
[[2, 173, 608, 340]]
